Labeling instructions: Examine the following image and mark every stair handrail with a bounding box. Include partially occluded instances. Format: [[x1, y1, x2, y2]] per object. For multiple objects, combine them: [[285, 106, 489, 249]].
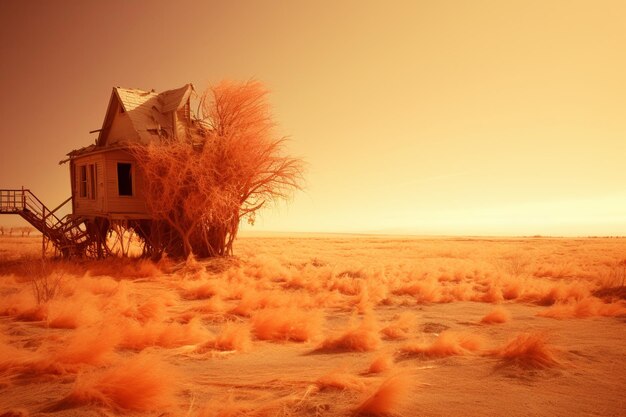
[[49, 197, 72, 229], [1, 188, 86, 255], [0, 189, 23, 211], [48, 196, 72, 218], [1, 189, 70, 231], [23, 190, 66, 229]]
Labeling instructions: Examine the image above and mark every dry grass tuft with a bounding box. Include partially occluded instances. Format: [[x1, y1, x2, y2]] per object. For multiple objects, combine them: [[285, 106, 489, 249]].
[[380, 312, 415, 340], [197, 322, 252, 352], [537, 297, 626, 319], [212, 322, 252, 351], [251, 307, 323, 342], [480, 306, 511, 324], [52, 354, 176, 411], [400, 331, 484, 358], [593, 286, 626, 302], [317, 314, 380, 352], [180, 279, 224, 300], [368, 354, 394, 374], [489, 332, 560, 369], [353, 374, 409, 416], [53, 326, 120, 366], [120, 317, 210, 350], [316, 370, 365, 391]]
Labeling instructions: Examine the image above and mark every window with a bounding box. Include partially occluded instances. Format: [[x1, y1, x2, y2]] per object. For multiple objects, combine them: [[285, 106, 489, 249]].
[[78, 164, 98, 199], [117, 163, 133, 196], [79, 165, 87, 198], [89, 164, 96, 199]]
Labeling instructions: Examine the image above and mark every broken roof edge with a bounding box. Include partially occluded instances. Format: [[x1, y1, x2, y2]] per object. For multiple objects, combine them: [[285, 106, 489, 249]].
[[159, 83, 195, 113], [67, 83, 205, 164], [60, 142, 132, 164], [61, 131, 211, 165], [114, 86, 158, 111], [113, 83, 194, 113]]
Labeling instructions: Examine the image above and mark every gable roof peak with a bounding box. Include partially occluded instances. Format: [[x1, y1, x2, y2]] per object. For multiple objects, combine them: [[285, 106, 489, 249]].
[[95, 83, 196, 147]]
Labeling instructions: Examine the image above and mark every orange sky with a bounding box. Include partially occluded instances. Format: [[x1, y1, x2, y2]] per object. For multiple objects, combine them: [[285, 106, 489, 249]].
[[0, 0, 625, 236]]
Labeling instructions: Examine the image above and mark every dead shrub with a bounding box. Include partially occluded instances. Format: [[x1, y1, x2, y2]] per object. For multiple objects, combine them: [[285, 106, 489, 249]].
[[128, 80, 305, 258], [25, 261, 65, 305]]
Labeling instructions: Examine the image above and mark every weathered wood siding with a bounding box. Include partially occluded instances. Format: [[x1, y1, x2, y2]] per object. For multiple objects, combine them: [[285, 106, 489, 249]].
[[115, 89, 165, 144], [71, 149, 149, 219], [105, 100, 139, 145], [70, 84, 195, 220], [72, 154, 106, 217], [103, 149, 149, 218], [176, 102, 191, 139]]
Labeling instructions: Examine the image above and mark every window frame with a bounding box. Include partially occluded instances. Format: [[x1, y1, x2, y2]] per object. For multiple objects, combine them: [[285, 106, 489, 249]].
[[89, 164, 97, 200], [79, 165, 88, 198], [117, 162, 134, 197]]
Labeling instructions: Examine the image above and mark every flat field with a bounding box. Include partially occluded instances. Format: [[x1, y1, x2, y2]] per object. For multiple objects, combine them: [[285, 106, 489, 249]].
[[1, 235, 625, 416]]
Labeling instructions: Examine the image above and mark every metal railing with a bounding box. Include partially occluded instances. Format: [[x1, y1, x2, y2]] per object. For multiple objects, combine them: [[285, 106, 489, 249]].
[[0, 189, 24, 212], [0, 188, 72, 231]]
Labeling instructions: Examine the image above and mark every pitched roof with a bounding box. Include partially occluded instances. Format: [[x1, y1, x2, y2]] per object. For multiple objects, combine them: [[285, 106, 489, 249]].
[[159, 84, 194, 113], [115, 87, 158, 111], [97, 83, 195, 146], [115, 83, 194, 113]]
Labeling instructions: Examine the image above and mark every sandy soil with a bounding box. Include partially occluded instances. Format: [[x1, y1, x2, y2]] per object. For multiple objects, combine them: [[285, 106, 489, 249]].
[[0, 235, 625, 416]]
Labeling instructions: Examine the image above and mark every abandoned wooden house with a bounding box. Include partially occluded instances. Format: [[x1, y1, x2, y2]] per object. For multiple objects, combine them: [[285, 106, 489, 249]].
[[68, 83, 196, 219], [0, 83, 202, 257]]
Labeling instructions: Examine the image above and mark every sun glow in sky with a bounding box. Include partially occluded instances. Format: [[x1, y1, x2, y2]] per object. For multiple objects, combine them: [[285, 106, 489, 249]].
[[0, 0, 625, 236]]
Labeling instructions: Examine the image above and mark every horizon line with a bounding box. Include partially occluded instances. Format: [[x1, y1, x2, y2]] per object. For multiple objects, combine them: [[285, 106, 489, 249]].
[[236, 230, 626, 239]]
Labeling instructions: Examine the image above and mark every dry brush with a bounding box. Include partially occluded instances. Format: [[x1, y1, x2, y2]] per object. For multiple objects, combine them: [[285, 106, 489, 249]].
[[129, 80, 304, 258]]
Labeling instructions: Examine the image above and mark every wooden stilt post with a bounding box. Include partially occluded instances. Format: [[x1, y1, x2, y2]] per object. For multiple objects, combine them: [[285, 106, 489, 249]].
[[42, 205, 46, 260]]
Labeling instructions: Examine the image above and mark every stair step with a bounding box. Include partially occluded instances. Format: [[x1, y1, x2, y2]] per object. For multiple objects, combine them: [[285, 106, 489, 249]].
[[1, 189, 91, 255]]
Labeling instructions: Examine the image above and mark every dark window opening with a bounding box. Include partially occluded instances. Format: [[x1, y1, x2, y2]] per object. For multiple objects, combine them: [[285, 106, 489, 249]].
[[117, 163, 133, 196], [79, 166, 87, 198]]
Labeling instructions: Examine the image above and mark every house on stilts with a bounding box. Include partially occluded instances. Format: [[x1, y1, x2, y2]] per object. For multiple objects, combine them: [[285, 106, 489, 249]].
[[0, 83, 203, 257]]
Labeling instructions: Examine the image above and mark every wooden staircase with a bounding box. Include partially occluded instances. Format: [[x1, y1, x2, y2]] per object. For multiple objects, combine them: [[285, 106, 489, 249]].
[[0, 189, 89, 256]]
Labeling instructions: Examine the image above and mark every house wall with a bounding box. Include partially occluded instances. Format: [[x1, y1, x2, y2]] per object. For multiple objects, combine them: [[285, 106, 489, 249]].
[[72, 154, 106, 217], [71, 149, 149, 219], [102, 149, 149, 218], [70, 86, 196, 220], [175, 102, 191, 139], [106, 100, 139, 145]]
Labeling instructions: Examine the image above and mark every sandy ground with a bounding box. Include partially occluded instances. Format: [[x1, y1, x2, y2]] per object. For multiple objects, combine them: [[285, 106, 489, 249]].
[[0, 235, 625, 416]]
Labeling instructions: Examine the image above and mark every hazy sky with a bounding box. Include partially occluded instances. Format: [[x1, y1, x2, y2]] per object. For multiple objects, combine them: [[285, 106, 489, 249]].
[[1, 0, 625, 236]]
